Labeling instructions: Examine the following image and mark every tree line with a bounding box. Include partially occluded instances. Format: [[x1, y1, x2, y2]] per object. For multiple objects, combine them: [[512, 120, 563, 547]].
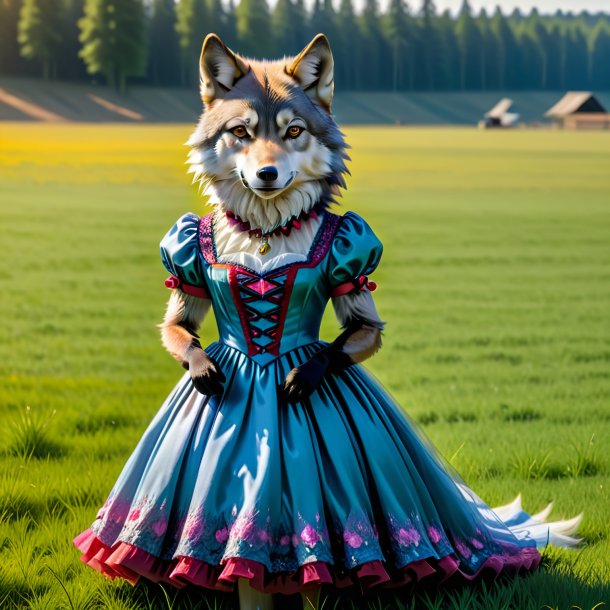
[[1, 0, 609, 93]]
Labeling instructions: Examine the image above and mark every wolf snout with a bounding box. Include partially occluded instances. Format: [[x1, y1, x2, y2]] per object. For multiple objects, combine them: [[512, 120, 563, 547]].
[[256, 166, 279, 183]]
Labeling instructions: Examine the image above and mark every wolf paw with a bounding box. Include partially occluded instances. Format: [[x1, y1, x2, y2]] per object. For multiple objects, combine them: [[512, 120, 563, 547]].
[[186, 348, 226, 396]]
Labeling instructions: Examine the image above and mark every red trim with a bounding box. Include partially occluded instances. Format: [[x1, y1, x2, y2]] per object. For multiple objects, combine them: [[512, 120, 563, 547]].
[[73, 528, 541, 595], [164, 275, 209, 299], [197, 212, 343, 358], [225, 265, 259, 357], [330, 275, 378, 298]]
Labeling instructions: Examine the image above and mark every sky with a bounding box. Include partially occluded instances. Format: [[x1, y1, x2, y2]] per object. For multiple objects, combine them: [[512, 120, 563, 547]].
[[430, 0, 610, 15]]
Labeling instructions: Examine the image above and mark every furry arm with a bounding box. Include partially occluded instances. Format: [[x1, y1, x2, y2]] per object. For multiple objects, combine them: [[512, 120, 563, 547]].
[[159, 289, 225, 395], [281, 290, 384, 404]]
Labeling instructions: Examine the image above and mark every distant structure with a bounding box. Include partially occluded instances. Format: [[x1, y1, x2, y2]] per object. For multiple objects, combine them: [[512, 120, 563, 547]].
[[479, 98, 520, 128], [545, 92, 610, 130]]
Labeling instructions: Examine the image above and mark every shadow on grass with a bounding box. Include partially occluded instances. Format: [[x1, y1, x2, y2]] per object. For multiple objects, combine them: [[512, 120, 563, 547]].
[[50, 559, 606, 610]]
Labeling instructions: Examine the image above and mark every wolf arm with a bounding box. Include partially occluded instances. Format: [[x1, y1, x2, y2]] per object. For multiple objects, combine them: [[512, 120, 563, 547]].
[[281, 290, 384, 404], [159, 289, 225, 395]]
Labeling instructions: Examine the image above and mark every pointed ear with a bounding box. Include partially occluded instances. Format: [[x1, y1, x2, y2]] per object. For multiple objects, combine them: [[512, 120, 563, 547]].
[[286, 34, 334, 111], [199, 34, 248, 105]]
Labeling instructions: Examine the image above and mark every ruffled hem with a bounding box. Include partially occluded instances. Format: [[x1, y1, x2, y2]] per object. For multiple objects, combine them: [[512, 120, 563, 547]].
[[73, 528, 541, 595]]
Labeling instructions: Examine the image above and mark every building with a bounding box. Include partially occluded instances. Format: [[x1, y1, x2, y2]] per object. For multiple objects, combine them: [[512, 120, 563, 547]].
[[479, 98, 520, 128], [545, 92, 610, 130]]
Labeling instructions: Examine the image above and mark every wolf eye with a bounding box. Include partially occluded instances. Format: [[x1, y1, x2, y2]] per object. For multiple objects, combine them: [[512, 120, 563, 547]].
[[286, 126, 304, 139], [230, 126, 249, 139]]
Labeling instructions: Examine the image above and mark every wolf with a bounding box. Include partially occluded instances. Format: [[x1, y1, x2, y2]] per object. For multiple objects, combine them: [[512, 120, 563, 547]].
[[159, 33, 384, 610]]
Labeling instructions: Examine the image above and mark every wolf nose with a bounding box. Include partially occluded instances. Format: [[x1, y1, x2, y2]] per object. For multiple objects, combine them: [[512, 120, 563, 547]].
[[256, 166, 278, 182]]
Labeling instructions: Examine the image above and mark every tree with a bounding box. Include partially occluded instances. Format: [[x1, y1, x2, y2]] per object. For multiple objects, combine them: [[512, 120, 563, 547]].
[[490, 7, 512, 90], [175, 0, 208, 85], [236, 0, 271, 57], [436, 9, 459, 90], [0, 0, 27, 75], [272, 0, 300, 56], [335, 0, 361, 89], [384, 0, 411, 91], [359, 0, 387, 89], [455, 0, 482, 90], [79, 0, 147, 92], [18, 0, 62, 79], [525, 9, 550, 88], [58, 0, 88, 81], [419, 0, 437, 90], [477, 9, 497, 90], [589, 20, 610, 90], [149, 0, 180, 85]]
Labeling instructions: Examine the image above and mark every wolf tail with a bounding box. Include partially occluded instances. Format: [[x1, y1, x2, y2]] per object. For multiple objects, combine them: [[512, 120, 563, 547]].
[[492, 494, 583, 549]]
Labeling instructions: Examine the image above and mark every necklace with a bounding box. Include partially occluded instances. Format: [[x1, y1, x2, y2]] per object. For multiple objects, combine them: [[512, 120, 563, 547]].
[[225, 202, 326, 255]]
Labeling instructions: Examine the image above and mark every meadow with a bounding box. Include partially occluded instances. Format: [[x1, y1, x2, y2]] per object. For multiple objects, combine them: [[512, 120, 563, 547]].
[[0, 123, 608, 609]]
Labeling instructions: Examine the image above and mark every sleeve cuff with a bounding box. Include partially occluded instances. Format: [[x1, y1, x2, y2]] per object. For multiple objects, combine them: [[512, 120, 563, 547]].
[[330, 275, 378, 298], [164, 275, 210, 299]]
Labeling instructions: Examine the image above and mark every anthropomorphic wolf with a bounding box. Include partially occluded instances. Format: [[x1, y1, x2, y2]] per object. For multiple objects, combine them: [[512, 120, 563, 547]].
[[74, 33, 581, 610]]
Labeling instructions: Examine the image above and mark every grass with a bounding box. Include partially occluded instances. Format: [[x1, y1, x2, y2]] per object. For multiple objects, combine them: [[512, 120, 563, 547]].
[[0, 124, 609, 608]]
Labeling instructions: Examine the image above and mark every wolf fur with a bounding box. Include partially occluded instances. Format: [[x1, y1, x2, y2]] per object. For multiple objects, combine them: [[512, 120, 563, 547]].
[[161, 33, 383, 366], [159, 34, 385, 610]]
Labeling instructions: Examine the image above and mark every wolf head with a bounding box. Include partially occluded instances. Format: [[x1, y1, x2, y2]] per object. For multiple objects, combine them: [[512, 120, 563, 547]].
[[187, 34, 349, 232]]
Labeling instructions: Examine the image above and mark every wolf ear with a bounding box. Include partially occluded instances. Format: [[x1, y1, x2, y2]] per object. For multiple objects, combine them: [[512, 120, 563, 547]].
[[199, 34, 248, 105], [287, 34, 334, 111]]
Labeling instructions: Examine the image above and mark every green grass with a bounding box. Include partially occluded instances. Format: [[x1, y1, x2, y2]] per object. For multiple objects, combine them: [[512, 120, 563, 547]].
[[0, 124, 608, 609]]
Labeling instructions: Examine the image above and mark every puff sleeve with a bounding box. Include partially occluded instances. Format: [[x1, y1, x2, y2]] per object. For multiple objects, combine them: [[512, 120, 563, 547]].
[[160, 213, 208, 297], [327, 211, 383, 296]]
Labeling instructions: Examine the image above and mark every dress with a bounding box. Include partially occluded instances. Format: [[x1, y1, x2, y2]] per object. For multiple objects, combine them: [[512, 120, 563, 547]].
[[73, 210, 544, 594]]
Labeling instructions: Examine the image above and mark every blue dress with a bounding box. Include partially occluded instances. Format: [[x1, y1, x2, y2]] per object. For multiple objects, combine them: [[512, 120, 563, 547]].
[[74, 210, 542, 594]]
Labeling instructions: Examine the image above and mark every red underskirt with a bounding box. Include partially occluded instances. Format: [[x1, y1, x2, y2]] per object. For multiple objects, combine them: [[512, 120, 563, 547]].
[[73, 528, 541, 595]]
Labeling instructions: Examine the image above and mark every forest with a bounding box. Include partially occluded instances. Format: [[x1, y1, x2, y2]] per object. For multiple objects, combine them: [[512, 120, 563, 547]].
[[0, 0, 609, 93]]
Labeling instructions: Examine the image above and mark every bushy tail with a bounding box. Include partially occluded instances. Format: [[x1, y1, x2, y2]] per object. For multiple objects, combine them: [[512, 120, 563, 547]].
[[492, 494, 583, 549]]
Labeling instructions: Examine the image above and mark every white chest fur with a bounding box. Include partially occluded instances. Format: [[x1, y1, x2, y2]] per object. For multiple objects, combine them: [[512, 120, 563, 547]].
[[212, 212, 324, 274]]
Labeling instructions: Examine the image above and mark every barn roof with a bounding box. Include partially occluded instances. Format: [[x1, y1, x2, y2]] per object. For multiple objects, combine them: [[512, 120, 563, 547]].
[[486, 98, 513, 119], [545, 92, 607, 118]]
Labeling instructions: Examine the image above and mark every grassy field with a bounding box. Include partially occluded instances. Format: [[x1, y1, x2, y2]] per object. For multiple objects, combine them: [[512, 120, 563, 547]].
[[0, 124, 608, 609]]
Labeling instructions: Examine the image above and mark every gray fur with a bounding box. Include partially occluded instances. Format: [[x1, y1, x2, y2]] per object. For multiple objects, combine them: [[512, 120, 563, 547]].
[[186, 39, 350, 231]]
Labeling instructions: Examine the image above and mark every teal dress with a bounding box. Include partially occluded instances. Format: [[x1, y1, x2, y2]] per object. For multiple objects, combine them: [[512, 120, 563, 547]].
[[73, 210, 541, 594]]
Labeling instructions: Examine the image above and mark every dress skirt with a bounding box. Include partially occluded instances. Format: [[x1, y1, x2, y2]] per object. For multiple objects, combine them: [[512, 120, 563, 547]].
[[73, 340, 541, 594]]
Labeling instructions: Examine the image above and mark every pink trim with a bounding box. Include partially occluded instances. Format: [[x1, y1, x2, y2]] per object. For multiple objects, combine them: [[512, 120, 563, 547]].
[[164, 275, 209, 299], [198, 214, 216, 264], [73, 528, 541, 595]]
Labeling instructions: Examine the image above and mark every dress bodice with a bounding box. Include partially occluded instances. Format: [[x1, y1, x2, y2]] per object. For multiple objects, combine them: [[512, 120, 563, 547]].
[[160, 210, 383, 365]]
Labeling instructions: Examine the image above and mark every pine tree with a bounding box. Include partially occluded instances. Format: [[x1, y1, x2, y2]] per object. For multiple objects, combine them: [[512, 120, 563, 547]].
[[477, 8, 496, 90], [79, 0, 147, 92], [236, 0, 271, 57], [420, 0, 436, 90], [336, 0, 361, 89], [490, 7, 509, 90], [0, 0, 27, 76], [359, 0, 386, 89], [436, 9, 459, 90], [207, 0, 228, 42], [455, 0, 482, 89], [149, 0, 180, 85], [224, 0, 237, 47], [272, 0, 300, 56], [175, 0, 208, 85], [384, 0, 410, 91], [59, 0, 88, 81], [525, 9, 550, 88], [589, 19, 610, 90], [18, 0, 62, 79]]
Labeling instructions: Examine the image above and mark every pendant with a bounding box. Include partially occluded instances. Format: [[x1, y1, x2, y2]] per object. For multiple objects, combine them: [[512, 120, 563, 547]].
[[259, 235, 271, 255]]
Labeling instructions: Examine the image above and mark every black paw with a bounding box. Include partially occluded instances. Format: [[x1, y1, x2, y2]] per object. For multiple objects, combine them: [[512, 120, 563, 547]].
[[281, 367, 315, 404], [281, 352, 330, 404], [188, 349, 226, 396]]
